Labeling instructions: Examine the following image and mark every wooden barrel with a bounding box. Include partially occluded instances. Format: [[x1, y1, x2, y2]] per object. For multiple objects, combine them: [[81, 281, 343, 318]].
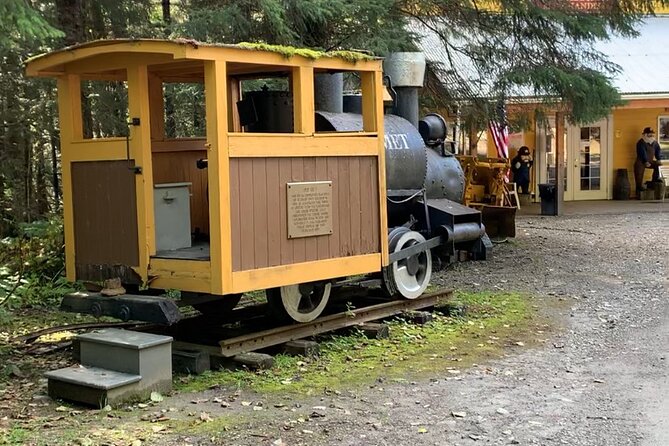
[[613, 168, 631, 200]]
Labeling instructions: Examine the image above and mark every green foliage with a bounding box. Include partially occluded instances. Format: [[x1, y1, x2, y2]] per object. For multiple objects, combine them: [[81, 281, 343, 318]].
[[164, 82, 206, 138], [0, 216, 76, 312], [177, 291, 536, 395], [177, 0, 414, 55], [0, 0, 64, 50], [417, 0, 661, 124]]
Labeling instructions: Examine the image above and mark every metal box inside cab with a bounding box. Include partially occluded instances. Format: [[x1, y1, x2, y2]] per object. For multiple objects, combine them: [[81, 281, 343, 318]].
[[154, 183, 192, 251]]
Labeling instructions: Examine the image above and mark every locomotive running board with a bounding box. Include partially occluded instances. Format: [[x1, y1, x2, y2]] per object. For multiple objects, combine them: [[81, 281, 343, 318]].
[[219, 289, 452, 357]]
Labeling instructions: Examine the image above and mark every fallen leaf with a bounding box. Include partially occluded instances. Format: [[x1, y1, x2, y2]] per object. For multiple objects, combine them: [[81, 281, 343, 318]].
[[451, 411, 467, 418], [55, 406, 69, 412], [200, 412, 212, 422], [418, 427, 427, 434], [241, 401, 252, 406]]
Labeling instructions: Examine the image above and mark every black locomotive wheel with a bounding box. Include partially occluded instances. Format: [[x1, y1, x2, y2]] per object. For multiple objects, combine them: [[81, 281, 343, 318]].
[[266, 282, 332, 323]]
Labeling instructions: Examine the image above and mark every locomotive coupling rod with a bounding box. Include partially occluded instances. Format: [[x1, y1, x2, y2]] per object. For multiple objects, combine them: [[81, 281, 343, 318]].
[[219, 289, 452, 357], [389, 235, 444, 263]]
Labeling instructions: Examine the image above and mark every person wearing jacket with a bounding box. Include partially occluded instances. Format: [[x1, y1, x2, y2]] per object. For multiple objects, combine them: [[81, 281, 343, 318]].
[[634, 127, 662, 198], [511, 146, 533, 194]]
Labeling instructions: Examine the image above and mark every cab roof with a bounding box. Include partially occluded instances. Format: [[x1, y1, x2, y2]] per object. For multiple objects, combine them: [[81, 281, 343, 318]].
[[25, 39, 381, 78]]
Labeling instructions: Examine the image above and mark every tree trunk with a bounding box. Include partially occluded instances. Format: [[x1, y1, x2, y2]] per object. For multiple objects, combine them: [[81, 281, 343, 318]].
[[55, 0, 84, 46]]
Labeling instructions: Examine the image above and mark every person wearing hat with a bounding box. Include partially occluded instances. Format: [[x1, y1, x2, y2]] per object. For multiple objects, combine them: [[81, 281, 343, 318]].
[[634, 127, 662, 198], [511, 146, 533, 194]]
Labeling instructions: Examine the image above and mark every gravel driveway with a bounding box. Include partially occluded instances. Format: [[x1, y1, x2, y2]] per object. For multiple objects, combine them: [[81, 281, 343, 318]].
[[195, 208, 668, 446]]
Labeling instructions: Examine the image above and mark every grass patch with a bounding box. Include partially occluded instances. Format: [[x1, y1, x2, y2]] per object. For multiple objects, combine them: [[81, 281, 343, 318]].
[[177, 291, 544, 395]]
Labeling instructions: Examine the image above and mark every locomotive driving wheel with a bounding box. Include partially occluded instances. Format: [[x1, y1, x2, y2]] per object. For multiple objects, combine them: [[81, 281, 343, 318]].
[[266, 281, 332, 323], [383, 228, 433, 299]]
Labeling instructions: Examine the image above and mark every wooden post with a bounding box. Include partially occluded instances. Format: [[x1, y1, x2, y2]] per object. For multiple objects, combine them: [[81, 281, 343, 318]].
[[555, 112, 565, 215]]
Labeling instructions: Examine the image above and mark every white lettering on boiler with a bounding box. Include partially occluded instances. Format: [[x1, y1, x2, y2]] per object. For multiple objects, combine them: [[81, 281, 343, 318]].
[[384, 133, 410, 150]]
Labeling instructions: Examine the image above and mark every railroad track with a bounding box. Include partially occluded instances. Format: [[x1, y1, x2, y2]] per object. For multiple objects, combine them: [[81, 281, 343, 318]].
[[18, 288, 453, 373], [218, 288, 452, 357]]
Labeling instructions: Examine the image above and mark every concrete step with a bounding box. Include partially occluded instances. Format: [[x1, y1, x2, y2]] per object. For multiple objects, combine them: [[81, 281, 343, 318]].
[[46, 365, 142, 408], [78, 329, 172, 376], [45, 329, 173, 408]]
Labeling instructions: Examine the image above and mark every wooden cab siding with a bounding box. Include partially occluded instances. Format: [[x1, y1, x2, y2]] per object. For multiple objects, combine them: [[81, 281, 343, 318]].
[[229, 156, 381, 272]]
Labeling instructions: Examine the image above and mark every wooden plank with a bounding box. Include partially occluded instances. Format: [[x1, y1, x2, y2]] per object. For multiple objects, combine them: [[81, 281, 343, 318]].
[[359, 157, 374, 252], [338, 157, 351, 256], [265, 158, 282, 267], [360, 71, 377, 132], [230, 254, 381, 294], [228, 78, 241, 132], [252, 158, 269, 268], [291, 158, 306, 263], [369, 158, 381, 252], [228, 134, 378, 157], [204, 60, 231, 295], [326, 157, 341, 258], [349, 157, 361, 255], [229, 159, 242, 271], [148, 73, 164, 141], [292, 66, 315, 134], [372, 71, 389, 266], [127, 63, 156, 276], [278, 158, 293, 266], [238, 159, 255, 271], [151, 138, 206, 153], [315, 157, 330, 260], [303, 158, 318, 262]]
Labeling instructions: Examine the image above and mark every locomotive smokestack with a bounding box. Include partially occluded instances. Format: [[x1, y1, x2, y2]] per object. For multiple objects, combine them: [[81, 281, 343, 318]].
[[383, 52, 426, 128], [314, 73, 343, 113]]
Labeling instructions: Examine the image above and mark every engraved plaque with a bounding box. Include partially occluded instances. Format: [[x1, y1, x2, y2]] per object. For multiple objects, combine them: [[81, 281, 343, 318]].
[[287, 181, 333, 239]]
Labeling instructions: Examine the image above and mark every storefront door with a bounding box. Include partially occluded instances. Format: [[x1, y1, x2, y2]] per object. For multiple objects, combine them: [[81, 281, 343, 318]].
[[567, 119, 609, 200]]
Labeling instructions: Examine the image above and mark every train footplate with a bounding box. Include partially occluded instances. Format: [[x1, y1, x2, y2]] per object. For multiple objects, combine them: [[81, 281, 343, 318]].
[[61, 292, 182, 325]]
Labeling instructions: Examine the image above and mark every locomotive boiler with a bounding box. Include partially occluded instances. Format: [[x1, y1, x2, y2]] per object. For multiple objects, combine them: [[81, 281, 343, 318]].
[[25, 41, 488, 325]]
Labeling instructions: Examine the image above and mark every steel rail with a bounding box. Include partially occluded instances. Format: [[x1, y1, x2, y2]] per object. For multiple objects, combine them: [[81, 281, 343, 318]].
[[219, 289, 452, 357]]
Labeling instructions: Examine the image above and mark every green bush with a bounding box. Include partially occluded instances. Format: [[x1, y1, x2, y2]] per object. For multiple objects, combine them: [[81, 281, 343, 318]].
[[0, 216, 78, 311]]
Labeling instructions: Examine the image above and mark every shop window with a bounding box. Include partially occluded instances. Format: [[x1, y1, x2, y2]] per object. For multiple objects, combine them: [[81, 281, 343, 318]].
[[164, 82, 206, 138], [81, 79, 128, 139]]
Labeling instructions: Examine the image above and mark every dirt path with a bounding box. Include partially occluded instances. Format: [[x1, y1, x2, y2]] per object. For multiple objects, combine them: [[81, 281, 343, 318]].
[[176, 210, 667, 446], [3, 210, 667, 446]]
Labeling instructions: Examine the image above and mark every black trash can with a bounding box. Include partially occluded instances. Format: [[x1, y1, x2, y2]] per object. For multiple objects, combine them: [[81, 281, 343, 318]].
[[538, 183, 557, 215]]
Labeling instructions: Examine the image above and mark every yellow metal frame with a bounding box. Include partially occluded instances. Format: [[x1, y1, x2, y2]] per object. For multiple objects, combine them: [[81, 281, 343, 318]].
[[27, 39, 389, 296]]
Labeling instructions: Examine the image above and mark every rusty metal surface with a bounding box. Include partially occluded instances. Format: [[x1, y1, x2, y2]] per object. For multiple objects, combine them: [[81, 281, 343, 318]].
[[219, 289, 452, 357], [287, 181, 333, 239]]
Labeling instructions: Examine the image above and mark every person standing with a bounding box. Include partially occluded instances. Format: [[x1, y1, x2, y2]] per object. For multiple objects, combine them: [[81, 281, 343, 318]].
[[511, 146, 533, 194], [634, 127, 662, 198]]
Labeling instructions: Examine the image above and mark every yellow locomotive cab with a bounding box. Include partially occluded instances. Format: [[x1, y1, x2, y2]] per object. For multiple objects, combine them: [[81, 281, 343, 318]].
[[26, 39, 389, 306]]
